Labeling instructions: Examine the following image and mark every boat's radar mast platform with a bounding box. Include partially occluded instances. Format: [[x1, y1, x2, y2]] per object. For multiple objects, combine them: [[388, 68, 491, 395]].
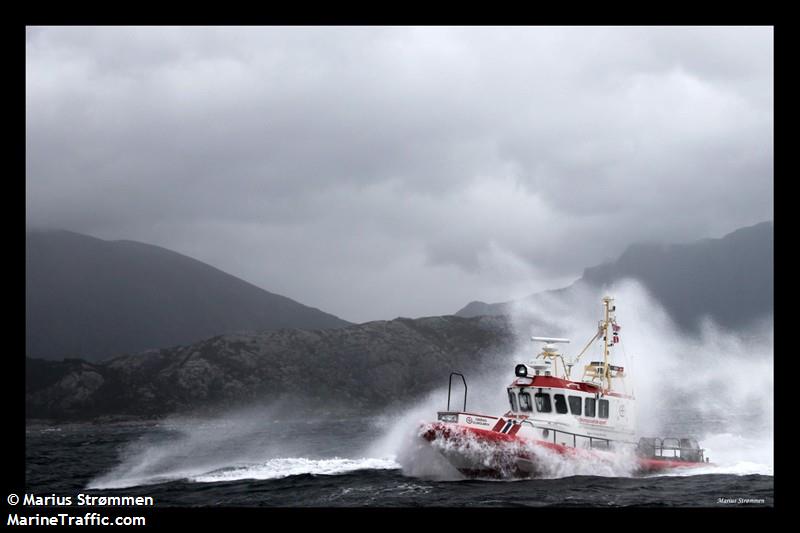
[[524, 296, 627, 392]]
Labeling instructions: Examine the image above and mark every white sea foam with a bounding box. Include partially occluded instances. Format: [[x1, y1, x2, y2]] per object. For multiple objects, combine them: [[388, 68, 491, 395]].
[[192, 457, 399, 483], [90, 456, 399, 489], [425, 427, 639, 479]]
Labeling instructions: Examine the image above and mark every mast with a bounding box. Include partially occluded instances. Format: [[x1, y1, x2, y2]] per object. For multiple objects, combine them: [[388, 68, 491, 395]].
[[602, 295, 611, 391], [576, 296, 619, 393]]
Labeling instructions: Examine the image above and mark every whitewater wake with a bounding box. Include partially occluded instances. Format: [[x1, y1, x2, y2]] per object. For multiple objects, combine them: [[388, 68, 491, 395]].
[[89, 456, 401, 489], [192, 457, 399, 483]]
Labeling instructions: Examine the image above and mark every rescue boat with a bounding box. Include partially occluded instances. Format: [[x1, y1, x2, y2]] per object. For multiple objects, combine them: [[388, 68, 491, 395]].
[[419, 296, 709, 478]]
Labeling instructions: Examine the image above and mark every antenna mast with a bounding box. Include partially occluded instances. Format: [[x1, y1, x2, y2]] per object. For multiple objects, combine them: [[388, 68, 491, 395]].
[[602, 296, 612, 390]]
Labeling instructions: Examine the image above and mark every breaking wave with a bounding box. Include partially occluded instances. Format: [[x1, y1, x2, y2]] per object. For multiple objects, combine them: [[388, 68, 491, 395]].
[[87, 408, 402, 490], [192, 457, 400, 483]]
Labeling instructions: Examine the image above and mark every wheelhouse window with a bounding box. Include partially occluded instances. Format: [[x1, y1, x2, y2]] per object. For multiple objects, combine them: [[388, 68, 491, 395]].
[[568, 396, 582, 416], [534, 392, 552, 413], [519, 390, 532, 412], [554, 394, 568, 414], [507, 390, 518, 412], [585, 397, 596, 417], [599, 399, 610, 419]]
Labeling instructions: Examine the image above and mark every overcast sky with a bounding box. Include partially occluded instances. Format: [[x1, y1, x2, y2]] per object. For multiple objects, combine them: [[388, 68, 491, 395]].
[[26, 26, 773, 323]]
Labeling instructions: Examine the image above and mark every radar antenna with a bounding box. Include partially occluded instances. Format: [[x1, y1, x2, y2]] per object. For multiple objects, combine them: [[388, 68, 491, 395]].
[[530, 337, 570, 378]]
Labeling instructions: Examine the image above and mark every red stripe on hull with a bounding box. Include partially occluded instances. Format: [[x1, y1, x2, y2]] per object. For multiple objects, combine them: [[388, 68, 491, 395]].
[[491, 419, 506, 432]]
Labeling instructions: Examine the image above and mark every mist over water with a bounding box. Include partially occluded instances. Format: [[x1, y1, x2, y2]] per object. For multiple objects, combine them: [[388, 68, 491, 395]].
[[87, 280, 772, 489]]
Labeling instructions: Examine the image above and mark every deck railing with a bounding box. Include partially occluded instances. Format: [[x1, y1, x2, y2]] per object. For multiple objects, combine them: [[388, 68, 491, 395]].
[[517, 420, 636, 450], [637, 437, 706, 462]]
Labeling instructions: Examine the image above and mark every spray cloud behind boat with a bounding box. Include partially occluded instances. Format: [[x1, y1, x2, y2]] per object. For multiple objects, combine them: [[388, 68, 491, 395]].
[[403, 279, 772, 479]]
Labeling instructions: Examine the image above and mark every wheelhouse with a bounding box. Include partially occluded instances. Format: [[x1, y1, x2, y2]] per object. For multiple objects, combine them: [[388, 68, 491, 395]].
[[506, 384, 611, 420]]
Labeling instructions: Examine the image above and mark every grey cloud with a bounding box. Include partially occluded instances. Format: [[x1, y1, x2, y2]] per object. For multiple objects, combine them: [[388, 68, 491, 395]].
[[26, 26, 773, 322]]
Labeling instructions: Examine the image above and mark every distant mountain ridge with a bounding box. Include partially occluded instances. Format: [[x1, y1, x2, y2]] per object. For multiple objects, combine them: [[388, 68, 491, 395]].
[[26, 315, 515, 420], [456, 221, 774, 331], [26, 230, 351, 361]]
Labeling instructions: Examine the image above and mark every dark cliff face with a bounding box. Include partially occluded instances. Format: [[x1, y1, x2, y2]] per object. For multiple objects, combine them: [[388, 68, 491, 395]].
[[26, 315, 516, 421], [26, 230, 351, 361], [456, 221, 774, 332]]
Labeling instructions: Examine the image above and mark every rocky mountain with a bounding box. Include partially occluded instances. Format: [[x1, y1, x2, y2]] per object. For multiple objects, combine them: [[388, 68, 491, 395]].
[[456, 221, 774, 332], [26, 230, 351, 361], [26, 315, 516, 420]]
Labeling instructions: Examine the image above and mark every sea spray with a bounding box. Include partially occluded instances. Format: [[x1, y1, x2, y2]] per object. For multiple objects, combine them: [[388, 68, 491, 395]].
[[509, 280, 773, 472], [371, 279, 773, 479], [88, 402, 401, 489], [365, 393, 463, 481]]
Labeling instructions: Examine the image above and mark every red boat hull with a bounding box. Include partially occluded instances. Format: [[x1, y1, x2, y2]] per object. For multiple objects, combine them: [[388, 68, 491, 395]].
[[421, 422, 702, 477]]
